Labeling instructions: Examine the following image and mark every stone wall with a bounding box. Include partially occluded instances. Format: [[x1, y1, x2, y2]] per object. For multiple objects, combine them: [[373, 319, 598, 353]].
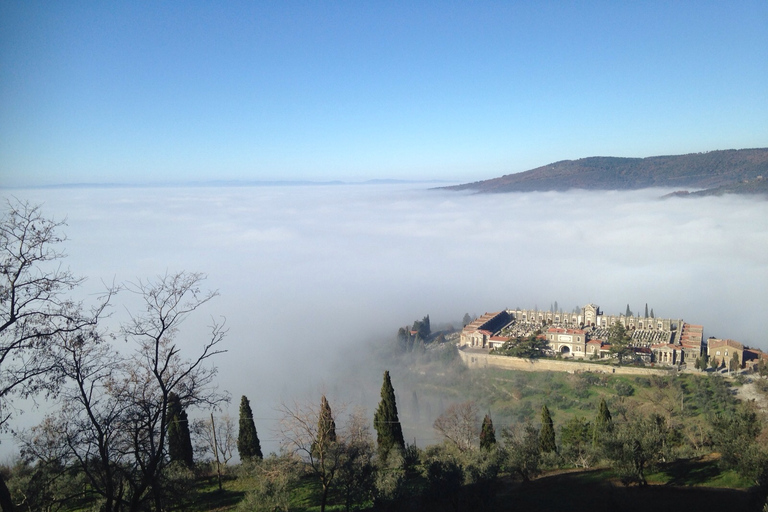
[[458, 348, 674, 376]]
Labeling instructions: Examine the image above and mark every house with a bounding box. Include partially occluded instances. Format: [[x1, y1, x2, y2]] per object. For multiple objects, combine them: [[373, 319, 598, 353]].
[[546, 327, 587, 358], [707, 338, 744, 368]]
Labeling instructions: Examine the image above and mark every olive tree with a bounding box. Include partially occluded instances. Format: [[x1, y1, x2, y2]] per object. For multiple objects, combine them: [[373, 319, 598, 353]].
[[433, 401, 479, 452]]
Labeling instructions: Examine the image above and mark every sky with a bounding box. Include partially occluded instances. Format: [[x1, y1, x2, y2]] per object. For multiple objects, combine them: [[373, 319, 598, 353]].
[[4, 185, 767, 455], [1, 1, 767, 187]]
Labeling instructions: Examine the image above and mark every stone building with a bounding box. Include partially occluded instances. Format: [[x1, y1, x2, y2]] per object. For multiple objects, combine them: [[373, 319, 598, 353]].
[[460, 311, 513, 348], [546, 327, 587, 357], [460, 303, 703, 366], [679, 324, 704, 363], [508, 304, 680, 335], [707, 339, 744, 368]]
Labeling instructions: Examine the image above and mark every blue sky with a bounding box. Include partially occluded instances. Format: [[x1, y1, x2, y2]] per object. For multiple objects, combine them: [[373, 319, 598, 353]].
[[1, 1, 766, 186]]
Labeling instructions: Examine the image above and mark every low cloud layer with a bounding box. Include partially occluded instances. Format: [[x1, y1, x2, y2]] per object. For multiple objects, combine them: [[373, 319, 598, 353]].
[[6, 184, 768, 453]]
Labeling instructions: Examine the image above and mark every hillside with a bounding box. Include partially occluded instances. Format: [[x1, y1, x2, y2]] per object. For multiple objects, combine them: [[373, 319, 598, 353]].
[[444, 148, 768, 194], [664, 176, 768, 198]]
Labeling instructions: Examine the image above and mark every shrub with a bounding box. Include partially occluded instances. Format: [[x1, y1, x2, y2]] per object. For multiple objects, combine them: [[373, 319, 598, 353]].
[[615, 381, 635, 397]]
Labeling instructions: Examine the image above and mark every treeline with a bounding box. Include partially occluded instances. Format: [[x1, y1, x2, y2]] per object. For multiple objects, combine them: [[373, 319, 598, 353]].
[[233, 373, 768, 512], [396, 315, 453, 353]]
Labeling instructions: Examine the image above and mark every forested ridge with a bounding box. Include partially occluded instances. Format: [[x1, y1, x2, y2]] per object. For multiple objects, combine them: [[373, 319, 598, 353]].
[[444, 148, 768, 195]]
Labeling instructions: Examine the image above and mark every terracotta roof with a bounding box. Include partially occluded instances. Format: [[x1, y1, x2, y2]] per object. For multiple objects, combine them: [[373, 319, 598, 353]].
[[708, 338, 744, 350]]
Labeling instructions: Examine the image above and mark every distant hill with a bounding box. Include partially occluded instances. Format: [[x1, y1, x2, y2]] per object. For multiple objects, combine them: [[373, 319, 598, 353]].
[[663, 176, 768, 198], [443, 148, 768, 195]]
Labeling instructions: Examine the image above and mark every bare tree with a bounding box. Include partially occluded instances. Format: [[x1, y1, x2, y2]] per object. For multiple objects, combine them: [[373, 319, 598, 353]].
[[118, 271, 228, 511], [433, 401, 480, 452], [192, 414, 236, 490], [278, 396, 346, 512], [193, 414, 236, 465], [27, 327, 128, 512], [1, 199, 110, 511], [336, 408, 375, 512], [22, 271, 228, 512]]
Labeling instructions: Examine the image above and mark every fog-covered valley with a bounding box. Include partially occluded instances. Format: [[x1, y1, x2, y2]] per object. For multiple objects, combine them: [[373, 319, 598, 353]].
[[5, 184, 767, 454]]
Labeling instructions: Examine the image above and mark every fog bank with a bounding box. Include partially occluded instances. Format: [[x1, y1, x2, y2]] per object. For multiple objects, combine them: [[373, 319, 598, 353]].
[[5, 184, 767, 453]]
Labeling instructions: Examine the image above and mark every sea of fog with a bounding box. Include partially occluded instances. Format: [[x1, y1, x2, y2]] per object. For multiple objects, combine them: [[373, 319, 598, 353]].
[[3, 184, 768, 455]]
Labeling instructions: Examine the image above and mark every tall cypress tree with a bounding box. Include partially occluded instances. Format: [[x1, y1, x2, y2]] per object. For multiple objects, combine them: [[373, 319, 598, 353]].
[[592, 397, 613, 448], [539, 405, 556, 453], [167, 392, 194, 467], [314, 395, 337, 454], [312, 395, 338, 512], [238, 395, 263, 460], [374, 370, 405, 460], [480, 414, 496, 451]]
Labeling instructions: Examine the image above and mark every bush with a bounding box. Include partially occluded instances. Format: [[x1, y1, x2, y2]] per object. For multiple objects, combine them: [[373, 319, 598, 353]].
[[755, 379, 768, 393], [614, 381, 635, 397], [235, 455, 303, 512], [635, 377, 652, 388]]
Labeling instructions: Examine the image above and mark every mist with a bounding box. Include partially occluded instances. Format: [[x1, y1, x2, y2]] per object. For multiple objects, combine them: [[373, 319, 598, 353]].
[[5, 184, 768, 454]]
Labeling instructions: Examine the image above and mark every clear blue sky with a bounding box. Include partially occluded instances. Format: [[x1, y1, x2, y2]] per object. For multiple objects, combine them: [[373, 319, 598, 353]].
[[1, 1, 766, 186]]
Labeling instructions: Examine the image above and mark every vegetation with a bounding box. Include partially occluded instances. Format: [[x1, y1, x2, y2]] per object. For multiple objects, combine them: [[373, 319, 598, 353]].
[[491, 334, 548, 359], [539, 405, 556, 453], [238, 395, 263, 461], [167, 392, 195, 468], [479, 414, 496, 451], [607, 322, 633, 364], [373, 371, 405, 461]]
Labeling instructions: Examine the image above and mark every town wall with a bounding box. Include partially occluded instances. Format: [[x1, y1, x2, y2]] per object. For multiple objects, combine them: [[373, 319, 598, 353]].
[[458, 348, 674, 376]]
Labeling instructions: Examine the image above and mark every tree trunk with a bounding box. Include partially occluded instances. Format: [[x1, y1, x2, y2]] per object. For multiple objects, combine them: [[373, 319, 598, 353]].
[[0, 473, 14, 512], [320, 482, 329, 512]]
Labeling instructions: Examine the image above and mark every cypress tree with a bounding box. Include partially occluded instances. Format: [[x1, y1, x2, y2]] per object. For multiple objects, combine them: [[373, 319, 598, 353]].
[[592, 398, 613, 447], [167, 392, 194, 467], [319, 395, 336, 441], [237, 395, 263, 460], [595, 398, 613, 432], [312, 395, 338, 512], [480, 414, 496, 451], [314, 395, 337, 454], [539, 405, 556, 453], [374, 370, 405, 460]]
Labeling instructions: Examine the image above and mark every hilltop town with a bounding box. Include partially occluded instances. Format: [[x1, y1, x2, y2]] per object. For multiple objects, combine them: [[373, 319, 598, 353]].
[[459, 304, 765, 372]]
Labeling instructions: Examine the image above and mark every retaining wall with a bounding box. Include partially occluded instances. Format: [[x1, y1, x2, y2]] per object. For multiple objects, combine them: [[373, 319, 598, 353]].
[[458, 349, 675, 376]]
